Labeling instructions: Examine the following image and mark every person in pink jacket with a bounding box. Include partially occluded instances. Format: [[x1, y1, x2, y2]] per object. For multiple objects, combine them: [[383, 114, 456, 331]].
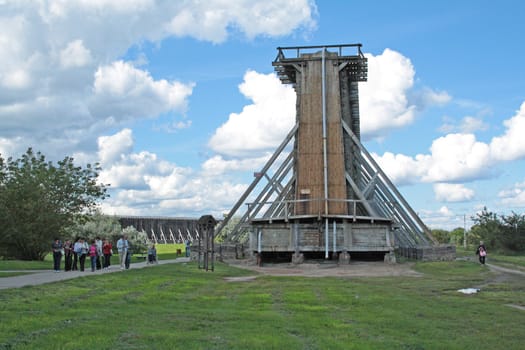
[[88, 240, 98, 272]]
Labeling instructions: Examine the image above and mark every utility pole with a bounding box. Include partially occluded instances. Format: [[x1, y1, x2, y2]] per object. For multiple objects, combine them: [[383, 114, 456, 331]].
[[463, 214, 467, 249]]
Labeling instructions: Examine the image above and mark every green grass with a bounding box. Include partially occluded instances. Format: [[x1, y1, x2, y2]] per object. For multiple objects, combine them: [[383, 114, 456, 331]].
[[0, 259, 51, 271], [155, 243, 186, 255], [0, 272, 33, 278], [1, 259, 524, 349], [455, 246, 525, 270], [486, 254, 525, 270], [131, 243, 186, 261]]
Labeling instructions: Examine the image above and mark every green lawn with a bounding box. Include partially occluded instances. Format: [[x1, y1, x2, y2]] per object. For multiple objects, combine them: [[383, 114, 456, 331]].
[[0, 272, 33, 278], [1, 258, 524, 349], [456, 246, 525, 270], [0, 258, 52, 271]]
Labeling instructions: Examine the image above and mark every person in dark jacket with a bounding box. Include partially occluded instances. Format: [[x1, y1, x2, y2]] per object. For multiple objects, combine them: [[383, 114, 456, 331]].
[[78, 238, 89, 272], [125, 241, 132, 269], [476, 241, 487, 264], [63, 239, 73, 271], [51, 238, 63, 272]]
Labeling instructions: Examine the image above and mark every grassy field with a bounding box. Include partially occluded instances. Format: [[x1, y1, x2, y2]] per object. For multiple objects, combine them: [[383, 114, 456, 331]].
[[0, 258, 52, 271], [1, 255, 524, 349], [456, 246, 525, 270]]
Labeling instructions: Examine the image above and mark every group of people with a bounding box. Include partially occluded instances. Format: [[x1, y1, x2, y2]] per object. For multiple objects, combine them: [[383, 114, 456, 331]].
[[52, 236, 114, 272], [52, 235, 158, 272]]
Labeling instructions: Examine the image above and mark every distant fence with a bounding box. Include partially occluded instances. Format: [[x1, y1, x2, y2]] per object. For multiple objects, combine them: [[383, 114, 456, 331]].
[[118, 216, 205, 244], [396, 245, 456, 261]]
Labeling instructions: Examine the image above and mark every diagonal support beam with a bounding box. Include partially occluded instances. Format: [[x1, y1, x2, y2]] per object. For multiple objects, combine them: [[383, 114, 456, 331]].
[[344, 172, 379, 217], [341, 120, 437, 245], [216, 123, 299, 238]]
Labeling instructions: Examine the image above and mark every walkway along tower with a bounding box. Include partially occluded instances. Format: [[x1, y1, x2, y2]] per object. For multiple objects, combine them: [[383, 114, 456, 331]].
[[216, 44, 455, 263]]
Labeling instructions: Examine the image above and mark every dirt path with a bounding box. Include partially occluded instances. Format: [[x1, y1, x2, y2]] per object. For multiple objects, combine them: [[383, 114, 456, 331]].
[[486, 263, 525, 277], [226, 258, 525, 283], [226, 260, 423, 278]]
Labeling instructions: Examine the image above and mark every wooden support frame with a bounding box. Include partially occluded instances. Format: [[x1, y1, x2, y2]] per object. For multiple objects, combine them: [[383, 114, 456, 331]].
[[217, 44, 439, 254]]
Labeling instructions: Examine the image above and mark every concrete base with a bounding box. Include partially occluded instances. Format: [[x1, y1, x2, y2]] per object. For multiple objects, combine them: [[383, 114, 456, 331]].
[[384, 251, 396, 264], [292, 252, 304, 264], [338, 250, 351, 264]]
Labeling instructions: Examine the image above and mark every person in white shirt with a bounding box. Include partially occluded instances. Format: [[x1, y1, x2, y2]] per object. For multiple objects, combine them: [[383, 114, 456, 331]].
[[72, 238, 82, 271], [95, 237, 103, 270], [116, 235, 129, 270]]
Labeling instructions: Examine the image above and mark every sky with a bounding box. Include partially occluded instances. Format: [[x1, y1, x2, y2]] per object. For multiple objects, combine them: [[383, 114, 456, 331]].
[[1, 0, 524, 230]]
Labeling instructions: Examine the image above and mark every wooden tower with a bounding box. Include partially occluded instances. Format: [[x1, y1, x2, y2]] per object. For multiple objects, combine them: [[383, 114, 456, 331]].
[[217, 44, 454, 263]]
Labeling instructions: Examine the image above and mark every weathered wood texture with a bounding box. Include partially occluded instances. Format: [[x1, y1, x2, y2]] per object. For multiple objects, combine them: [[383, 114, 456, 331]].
[[248, 221, 393, 253], [396, 245, 456, 261], [295, 51, 347, 215]]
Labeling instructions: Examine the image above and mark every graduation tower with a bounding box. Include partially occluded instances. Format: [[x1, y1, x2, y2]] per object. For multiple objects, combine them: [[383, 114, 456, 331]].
[[217, 44, 454, 263]]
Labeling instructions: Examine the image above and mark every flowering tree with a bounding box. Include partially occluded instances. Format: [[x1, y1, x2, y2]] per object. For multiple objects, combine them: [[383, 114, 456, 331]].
[[0, 148, 109, 260]]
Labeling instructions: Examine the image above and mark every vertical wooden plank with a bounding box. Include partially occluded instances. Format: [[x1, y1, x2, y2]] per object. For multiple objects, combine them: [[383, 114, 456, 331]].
[[295, 51, 347, 215]]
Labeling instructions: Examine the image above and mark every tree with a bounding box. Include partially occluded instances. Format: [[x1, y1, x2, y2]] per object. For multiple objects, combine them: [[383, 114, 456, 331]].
[[122, 226, 148, 254], [64, 213, 147, 254], [470, 207, 525, 252], [449, 227, 466, 246], [430, 229, 450, 244], [63, 212, 122, 244], [500, 212, 525, 252], [470, 207, 501, 249], [0, 148, 108, 260], [215, 216, 241, 242]]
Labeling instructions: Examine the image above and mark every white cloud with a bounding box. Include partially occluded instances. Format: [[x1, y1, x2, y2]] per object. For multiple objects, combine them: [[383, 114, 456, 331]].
[[359, 49, 451, 140], [375, 133, 491, 185], [95, 128, 248, 216], [91, 60, 194, 120], [2, 69, 31, 89], [439, 115, 489, 134], [423, 133, 491, 182], [460, 116, 488, 133], [96, 129, 184, 191], [208, 70, 296, 157], [375, 101, 525, 186], [498, 180, 525, 207], [0, 136, 23, 158], [418, 87, 451, 106], [360, 49, 417, 138], [438, 206, 454, 217], [153, 119, 193, 134], [205, 41, 456, 185], [0, 0, 315, 161], [97, 128, 134, 165], [59, 39, 92, 69], [418, 206, 466, 230], [0, 0, 317, 218], [434, 183, 475, 202], [201, 154, 273, 176], [371, 151, 424, 186], [165, 0, 316, 43], [490, 101, 525, 161], [372, 131, 495, 186], [0, 15, 34, 91]]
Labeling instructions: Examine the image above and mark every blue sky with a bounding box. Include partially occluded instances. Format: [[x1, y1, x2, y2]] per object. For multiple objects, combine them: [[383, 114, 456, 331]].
[[1, 1, 524, 230]]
